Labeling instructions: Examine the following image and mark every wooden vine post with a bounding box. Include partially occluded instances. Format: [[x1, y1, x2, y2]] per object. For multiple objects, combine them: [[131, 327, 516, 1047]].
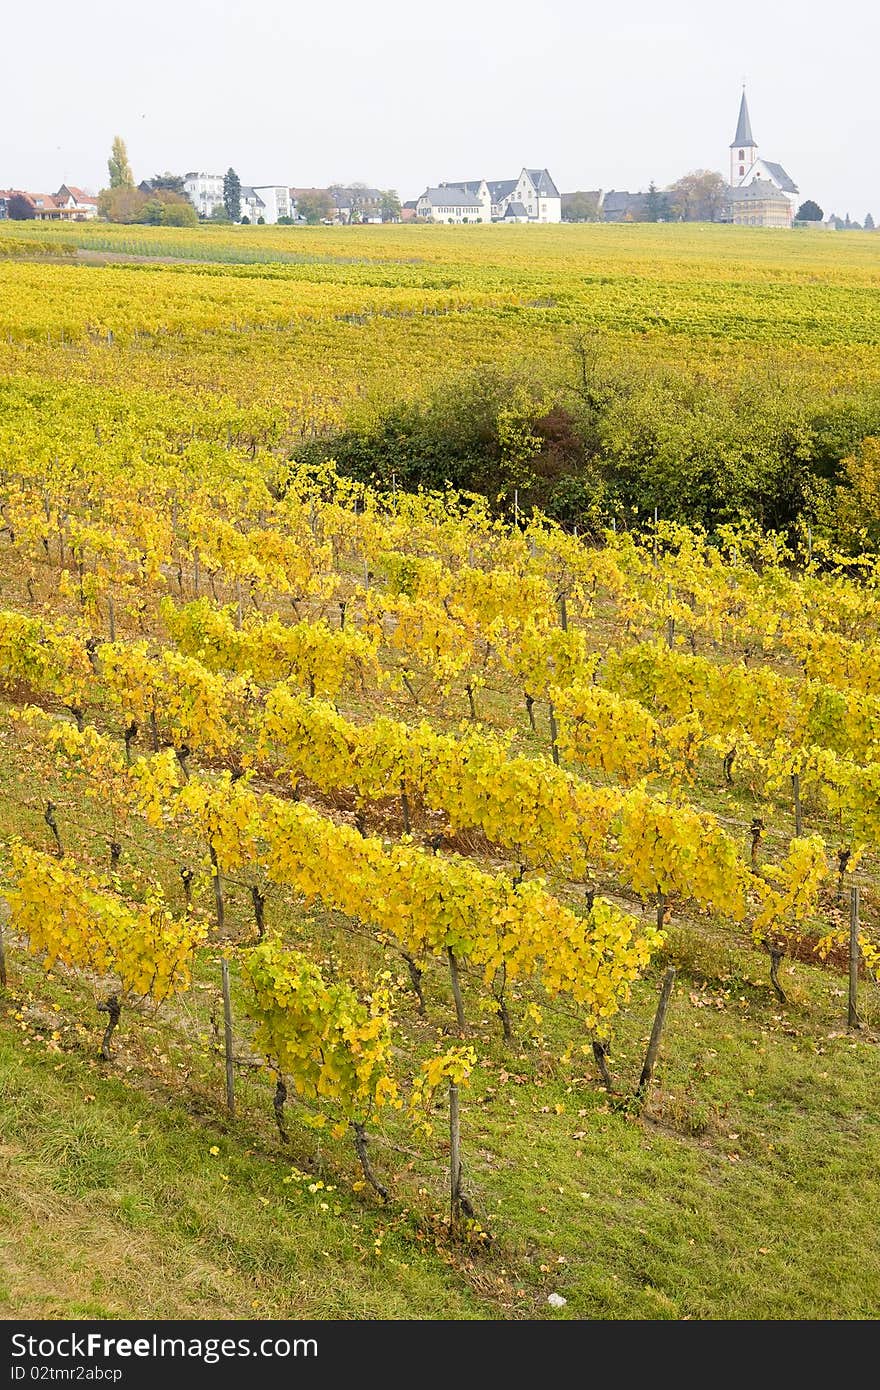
[[548, 702, 560, 766], [210, 845, 236, 1117], [848, 884, 861, 1031], [636, 967, 676, 1106], [449, 1079, 463, 1230], [0, 899, 8, 989], [791, 773, 803, 838]]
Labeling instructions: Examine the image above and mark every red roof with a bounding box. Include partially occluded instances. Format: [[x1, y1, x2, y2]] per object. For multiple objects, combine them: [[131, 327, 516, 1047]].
[[58, 185, 98, 204]]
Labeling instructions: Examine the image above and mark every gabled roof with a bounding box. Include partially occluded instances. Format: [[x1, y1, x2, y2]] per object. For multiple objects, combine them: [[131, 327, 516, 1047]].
[[760, 161, 798, 194], [602, 190, 646, 213], [727, 177, 789, 202], [443, 180, 486, 196], [487, 179, 518, 202], [731, 89, 756, 148], [418, 186, 483, 208], [504, 201, 529, 218], [525, 168, 560, 198], [56, 184, 96, 204]]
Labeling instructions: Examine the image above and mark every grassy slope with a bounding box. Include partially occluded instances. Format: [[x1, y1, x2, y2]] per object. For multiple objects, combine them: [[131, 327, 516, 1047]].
[[1, 874, 878, 1320]]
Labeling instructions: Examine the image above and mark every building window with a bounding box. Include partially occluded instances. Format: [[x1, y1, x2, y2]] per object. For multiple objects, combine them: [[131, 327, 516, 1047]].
[[739, 149, 744, 160], [739, 166, 745, 176]]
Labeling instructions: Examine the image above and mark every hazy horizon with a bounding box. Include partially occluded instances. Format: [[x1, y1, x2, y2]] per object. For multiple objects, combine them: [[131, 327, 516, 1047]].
[[3, 0, 878, 220]]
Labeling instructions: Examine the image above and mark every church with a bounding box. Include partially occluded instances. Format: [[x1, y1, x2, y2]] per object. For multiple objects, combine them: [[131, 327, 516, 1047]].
[[723, 90, 799, 227]]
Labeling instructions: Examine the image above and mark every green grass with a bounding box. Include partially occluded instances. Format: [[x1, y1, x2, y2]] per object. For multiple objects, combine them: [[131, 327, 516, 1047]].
[[1, 895, 878, 1320]]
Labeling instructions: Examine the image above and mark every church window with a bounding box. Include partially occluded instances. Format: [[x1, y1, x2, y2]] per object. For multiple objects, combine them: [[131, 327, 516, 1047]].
[[739, 149, 744, 160], [739, 166, 745, 176]]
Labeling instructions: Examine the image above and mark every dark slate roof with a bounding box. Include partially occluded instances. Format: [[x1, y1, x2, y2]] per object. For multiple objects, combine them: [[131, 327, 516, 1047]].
[[726, 178, 789, 202], [443, 180, 486, 196], [526, 168, 560, 198], [602, 190, 646, 214], [731, 89, 756, 148], [418, 186, 483, 208], [504, 201, 529, 218], [488, 179, 518, 201], [761, 161, 798, 194]]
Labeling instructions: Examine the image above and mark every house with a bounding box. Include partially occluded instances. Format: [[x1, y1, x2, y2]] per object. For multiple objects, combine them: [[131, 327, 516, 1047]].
[[401, 200, 418, 223], [602, 190, 648, 222], [54, 185, 98, 219], [415, 186, 485, 223], [561, 190, 604, 221], [0, 188, 98, 221], [250, 186, 292, 223], [433, 169, 562, 223], [725, 177, 795, 228], [239, 186, 266, 222], [508, 168, 561, 222], [328, 187, 384, 224], [183, 173, 226, 218]]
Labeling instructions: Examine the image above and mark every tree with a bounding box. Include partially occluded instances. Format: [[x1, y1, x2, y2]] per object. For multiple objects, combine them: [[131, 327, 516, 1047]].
[[98, 187, 150, 223], [865, 213, 875, 231], [379, 189, 401, 222], [160, 200, 197, 227], [667, 170, 726, 222], [141, 197, 166, 225], [645, 181, 669, 222], [836, 437, 880, 550], [209, 204, 232, 224], [796, 199, 823, 222], [223, 168, 241, 223], [296, 189, 334, 224], [7, 193, 35, 220], [150, 172, 185, 195], [108, 136, 134, 190], [562, 191, 600, 222]]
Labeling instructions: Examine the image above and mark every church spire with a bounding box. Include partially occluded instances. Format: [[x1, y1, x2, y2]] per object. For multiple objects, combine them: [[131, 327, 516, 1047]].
[[731, 88, 756, 148]]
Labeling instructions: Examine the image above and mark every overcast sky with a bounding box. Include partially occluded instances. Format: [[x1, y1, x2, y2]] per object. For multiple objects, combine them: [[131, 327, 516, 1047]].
[[3, 0, 878, 218]]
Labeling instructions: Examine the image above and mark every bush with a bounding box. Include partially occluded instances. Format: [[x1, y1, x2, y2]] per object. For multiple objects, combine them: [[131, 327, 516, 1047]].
[[240, 216, 250, 225], [835, 437, 880, 551], [161, 201, 197, 228], [289, 348, 880, 538]]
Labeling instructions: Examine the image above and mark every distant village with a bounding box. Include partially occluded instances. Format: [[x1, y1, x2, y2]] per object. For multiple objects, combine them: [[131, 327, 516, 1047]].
[[1, 94, 875, 233]]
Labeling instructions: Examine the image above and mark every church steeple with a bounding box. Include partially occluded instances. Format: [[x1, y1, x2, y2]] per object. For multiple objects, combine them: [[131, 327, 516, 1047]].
[[730, 87, 758, 186], [731, 89, 755, 148]]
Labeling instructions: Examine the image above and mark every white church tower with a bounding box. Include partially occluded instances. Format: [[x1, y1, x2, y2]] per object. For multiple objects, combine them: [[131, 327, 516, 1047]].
[[730, 88, 758, 186]]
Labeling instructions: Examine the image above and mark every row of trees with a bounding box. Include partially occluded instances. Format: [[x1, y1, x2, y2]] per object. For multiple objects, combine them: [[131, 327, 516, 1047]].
[[564, 172, 727, 224], [105, 139, 402, 226]]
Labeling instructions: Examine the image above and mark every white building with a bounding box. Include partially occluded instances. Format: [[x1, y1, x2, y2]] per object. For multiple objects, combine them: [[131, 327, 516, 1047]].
[[415, 186, 486, 222], [250, 185, 293, 223], [183, 172, 225, 218], [726, 90, 798, 225], [54, 185, 98, 219], [423, 168, 562, 224], [184, 175, 292, 223]]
